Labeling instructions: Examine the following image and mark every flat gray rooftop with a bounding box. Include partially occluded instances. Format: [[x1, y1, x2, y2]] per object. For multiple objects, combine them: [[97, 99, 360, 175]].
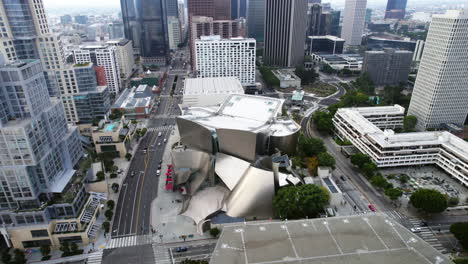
[[210, 213, 452, 264]]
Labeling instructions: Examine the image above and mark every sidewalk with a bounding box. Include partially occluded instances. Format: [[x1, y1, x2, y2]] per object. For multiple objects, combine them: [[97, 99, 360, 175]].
[[150, 125, 211, 244]]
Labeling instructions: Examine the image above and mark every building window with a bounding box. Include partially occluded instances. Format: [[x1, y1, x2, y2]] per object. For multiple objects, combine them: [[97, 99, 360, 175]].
[[31, 229, 49, 238]]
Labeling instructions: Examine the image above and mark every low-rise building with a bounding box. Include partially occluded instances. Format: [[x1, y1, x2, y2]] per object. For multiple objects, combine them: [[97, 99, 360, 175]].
[[91, 119, 136, 158], [308, 35, 345, 55], [112, 85, 155, 119], [333, 105, 468, 187], [272, 70, 301, 89], [312, 53, 363, 71], [181, 77, 244, 107]]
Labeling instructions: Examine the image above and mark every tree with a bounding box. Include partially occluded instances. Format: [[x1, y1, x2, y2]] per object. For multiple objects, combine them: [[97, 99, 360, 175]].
[[361, 162, 378, 178], [13, 249, 26, 264], [125, 153, 132, 161], [297, 135, 326, 157], [450, 222, 468, 250], [448, 196, 459, 207], [105, 209, 114, 221], [403, 115, 418, 132], [110, 173, 118, 179], [295, 66, 318, 85], [60, 241, 71, 255], [350, 153, 372, 168], [180, 260, 209, 264], [109, 109, 124, 120], [354, 72, 375, 95], [1, 249, 12, 264], [312, 111, 334, 134], [385, 188, 403, 201], [273, 184, 330, 219], [40, 245, 51, 257], [70, 242, 79, 254], [321, 64, 337, 74], [371, 174, 390, 189], [103, 221, 110, 233], [107, 200, 115, 209], [317, 152, 335, 168], [399, 174, 410, 184], [96, 171, 105, 181], [259, 66, 280, 87], [209, 227, 220, 238], [306, 156, 319, 175], [112, 183, 119, 193], [410, 189, 448, 214]]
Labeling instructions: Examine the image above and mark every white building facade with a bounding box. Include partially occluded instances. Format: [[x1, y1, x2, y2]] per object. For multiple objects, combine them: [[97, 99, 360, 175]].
[[195, 36, 256, 85], [106, 39, 135, 80], [181, 77, 244, 107], [334, 105, 468, 187], [408, 9, 468, 131], [73, 46, 121, 94], [341, 0, 367, 46]]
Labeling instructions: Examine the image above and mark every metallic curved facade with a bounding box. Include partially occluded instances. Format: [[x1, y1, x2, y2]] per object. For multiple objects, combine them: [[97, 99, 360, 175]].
[[176, 117, 214, 154], [225, 167, 275, 218], [217, 128, 259, 162], [269, 129, 301, 155]]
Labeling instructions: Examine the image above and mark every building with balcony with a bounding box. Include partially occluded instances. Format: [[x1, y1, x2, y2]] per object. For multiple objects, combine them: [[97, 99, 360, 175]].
[[333, 105, 468, 187], [91, 119, 136, 158]]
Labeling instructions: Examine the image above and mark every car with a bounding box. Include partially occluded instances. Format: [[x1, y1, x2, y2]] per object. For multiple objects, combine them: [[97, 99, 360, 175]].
[[159, 160, 163, 164], [157, 164, 161, 169], [340, 175, 346, 181], [143, 147, 148, 154], [163, 138, 167, 143], [156, 170, 161, 176], [157, 142, 161, 146], [175, 246, 188, 253], [368, 204, 376, 212], [410, 227, 422, 233], [158, 132, 162, 137], [131, 171, 135, 177]]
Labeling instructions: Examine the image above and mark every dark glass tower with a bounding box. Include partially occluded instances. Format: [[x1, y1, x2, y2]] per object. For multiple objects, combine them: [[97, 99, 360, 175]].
[[231, 0, 247, 19], [385, 0, 407, 19], [121, 0, 169, 64], [247, 0, 265, 41]]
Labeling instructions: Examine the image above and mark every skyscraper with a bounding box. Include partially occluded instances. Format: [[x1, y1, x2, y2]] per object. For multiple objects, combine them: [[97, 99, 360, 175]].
[[247, 0, 265, 41], [408, 9, 468, 130], [188, 0, 231, 20], [308, 4, 322, 36], [231, 0, 247, 19], [385, 0, 407, 20], [362, 49, 413, 86], [341, 0, 367, 46], [330, 11, 341, 37], [121, 0, 169, 65], [264, 0, 308, 67]]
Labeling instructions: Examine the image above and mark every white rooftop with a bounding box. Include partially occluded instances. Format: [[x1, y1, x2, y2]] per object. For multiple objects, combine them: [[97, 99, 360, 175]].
[[308, 35, 345, 41], [337, 106, 468, 159], [433, 8, 468, 19], [181, 94, 300, 137], [184, 77, 244, 96]]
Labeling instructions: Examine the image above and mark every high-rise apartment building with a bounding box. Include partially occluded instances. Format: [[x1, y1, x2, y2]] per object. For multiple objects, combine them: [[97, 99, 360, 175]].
[[0, 59, 83, 212], [121, 0, 169, 65], [341, 0, 367, 46], [74, 15, 88, 24], [264, 0, 308, 67], [385, 0, 407, 20], [60, 15, 72, 25], [195, 35, 256, 85], [190, 16, 245, 67], [362, 49, 413, 86], [412, 40, 425, 63], [106, 39, 135, 80], [73, 45, 121, 94], [247, 0, 265, 41], [408, 9, 468, 130]]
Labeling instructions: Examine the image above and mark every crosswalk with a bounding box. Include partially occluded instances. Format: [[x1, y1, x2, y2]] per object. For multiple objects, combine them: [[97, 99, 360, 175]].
[[147, 126, 173, 132], [384, 210, 406, 220], [152, 244, 172, 264], [106, 234, 154, 249], [408, 218, 448, 254], [86, 250, 103, 264]]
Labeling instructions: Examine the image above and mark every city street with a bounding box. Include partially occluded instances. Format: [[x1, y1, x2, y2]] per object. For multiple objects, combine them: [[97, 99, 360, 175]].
[[111, 50, 187, 238]]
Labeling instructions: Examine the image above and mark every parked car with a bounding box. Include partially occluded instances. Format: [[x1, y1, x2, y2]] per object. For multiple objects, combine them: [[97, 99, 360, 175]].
[[410, 227, 422, 233], [340, 175, 347, 181], [156, 170, 161, 176], [131, 171, 135, 178], [368, 204, 376, 212]]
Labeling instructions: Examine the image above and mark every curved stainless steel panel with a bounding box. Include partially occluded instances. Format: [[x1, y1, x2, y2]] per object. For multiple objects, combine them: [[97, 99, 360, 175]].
[[181, 185, 230, 226], [171, 148, 213, 194], [215, 153, 251, 190], [176, 117, 214, 153], [225, 167, 275, 219], [217, 128, 258, 162], [269, 129, 300, 155]]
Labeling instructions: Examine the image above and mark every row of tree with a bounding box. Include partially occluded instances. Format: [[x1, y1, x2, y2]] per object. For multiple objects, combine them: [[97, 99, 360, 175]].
[[259, 66, 280, 87], [296, 135, 335, 174]]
